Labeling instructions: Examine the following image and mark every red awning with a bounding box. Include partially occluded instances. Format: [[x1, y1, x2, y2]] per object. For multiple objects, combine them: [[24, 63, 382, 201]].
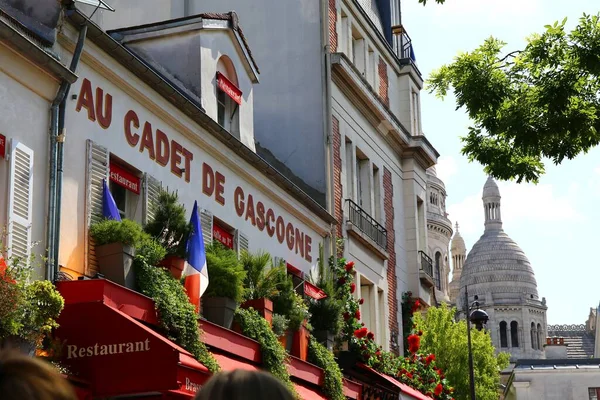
[[212, 352, 260, 372], [295, 382, 328, 400], [56, 280, 211, 398], [357, 364, 432, 400]]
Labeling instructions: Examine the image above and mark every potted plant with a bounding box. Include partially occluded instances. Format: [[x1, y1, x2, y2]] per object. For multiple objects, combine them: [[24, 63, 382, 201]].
[[90, 218, 145, 289], [240, 251, 284, 325], [0, 254, 64, 355], [201, 242, 246, 329], [271, 313, 289, 348], [144, 189, 191, 279]]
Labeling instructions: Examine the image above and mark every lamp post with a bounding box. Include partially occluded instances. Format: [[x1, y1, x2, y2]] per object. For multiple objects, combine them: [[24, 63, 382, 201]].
[[465, 287, 489, 400]]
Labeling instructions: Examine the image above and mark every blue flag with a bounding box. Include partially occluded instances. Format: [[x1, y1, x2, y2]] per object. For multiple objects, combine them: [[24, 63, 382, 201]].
[[102, 179, 122, 221]]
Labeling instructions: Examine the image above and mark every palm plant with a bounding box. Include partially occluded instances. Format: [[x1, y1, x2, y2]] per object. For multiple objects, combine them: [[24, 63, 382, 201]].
[[241, 251, 284, 301]]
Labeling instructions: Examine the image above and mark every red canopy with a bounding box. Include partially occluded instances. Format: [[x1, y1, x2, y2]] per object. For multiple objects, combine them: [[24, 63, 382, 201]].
[[56, 280, 211, 398], [357, 364, 432, 400]]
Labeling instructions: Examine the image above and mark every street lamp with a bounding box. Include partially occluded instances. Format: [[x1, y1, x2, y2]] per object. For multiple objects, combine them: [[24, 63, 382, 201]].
[[465, 287, 489, 400]]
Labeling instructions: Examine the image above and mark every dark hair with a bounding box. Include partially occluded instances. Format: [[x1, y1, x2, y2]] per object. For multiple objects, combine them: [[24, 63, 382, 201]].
[[0, 351, 77, 400], [195, 369, 295, 400]]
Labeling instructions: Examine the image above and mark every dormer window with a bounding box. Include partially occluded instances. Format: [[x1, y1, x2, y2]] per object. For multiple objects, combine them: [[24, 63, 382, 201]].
[[216, 56, 241, 139]]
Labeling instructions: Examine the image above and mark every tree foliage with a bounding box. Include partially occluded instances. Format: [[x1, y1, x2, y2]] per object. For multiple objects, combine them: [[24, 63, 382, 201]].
[[428, 14, 600, 183], [414, 304, 510, 400]]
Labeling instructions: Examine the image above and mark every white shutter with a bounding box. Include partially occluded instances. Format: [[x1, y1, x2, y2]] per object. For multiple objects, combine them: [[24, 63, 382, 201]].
[[235, 230, 249, 257], [6, 141, 34, 263], [200, 209, 213, 247], [84, 139, 109, 275], [142, 173, 161, 225]]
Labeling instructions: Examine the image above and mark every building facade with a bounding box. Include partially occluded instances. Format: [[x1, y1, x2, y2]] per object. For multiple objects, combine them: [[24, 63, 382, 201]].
[[459, 177, 548, 361]]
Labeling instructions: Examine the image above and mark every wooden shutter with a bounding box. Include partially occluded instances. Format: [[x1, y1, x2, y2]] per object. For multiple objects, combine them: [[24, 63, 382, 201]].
[[200, 209, 213, 248], [6, 141, 34, 263], [142, 173, 161, 226], [85, 140, 109, 275], [235, 230, 249, 257]]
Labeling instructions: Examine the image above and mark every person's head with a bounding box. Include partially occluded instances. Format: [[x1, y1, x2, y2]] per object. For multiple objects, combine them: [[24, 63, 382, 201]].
[[195, 369, 295, 400], [0, 350, 77, 400]]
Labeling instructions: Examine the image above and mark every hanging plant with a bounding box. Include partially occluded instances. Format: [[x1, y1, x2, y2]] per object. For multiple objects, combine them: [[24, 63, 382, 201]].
[[234, 307, 299, 399], [307, 337, 345, 400]]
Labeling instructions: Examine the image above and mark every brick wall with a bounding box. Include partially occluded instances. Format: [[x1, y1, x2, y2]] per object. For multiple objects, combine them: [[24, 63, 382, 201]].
[[332, 116, 343, 238], [378, 56, 389, 107], [384, 167, 399, 354], [329, 0, 337, 52]]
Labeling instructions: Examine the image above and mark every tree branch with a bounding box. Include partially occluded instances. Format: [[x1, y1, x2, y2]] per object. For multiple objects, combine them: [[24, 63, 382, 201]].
[[497, 50, 522, 63]]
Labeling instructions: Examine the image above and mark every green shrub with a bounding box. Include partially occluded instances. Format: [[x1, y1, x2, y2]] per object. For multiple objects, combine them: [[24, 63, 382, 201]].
[[90, 219, 143, 246], [308, 244, 343, 335], [137, 235, 167, 266], [272, 272, 310, 332], [134, 256, 219, 373], [203, 242, 246, 302], [144, 190, 190, 258], [308, 337, 345, 400], [241, 251, 284, 301], [271, 313, 289, 337], [234, 308, 298, 399]]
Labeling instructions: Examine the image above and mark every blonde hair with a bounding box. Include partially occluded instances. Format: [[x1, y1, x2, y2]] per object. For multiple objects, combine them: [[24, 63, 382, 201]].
[[195, 369, 295, 400], [0, 350, 77, 400]]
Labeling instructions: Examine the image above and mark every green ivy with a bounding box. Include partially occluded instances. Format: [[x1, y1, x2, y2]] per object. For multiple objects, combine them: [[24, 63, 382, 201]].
[[308, 337, 345, 400], [133, 256, 220, 373], [234, 308, 298, 399]]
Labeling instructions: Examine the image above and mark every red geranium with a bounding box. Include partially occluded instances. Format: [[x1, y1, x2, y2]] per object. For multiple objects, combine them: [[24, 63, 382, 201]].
[[345, 261, 355, 271], [354, 327, 368, 338], [434, 383, 443, 396], [343, 312, 350, 320], [406, 372, 413, 379], [411, 299, 421, 313], [355, 310, 361, 319], [425, 354, 435, 365], [407, 334, 421, 353], [0, 258, 15, 284], [367, 332, 375, 340], [359, 298, 364, 304], [350, 283, 356, 293], [338, 277, 346, 285]]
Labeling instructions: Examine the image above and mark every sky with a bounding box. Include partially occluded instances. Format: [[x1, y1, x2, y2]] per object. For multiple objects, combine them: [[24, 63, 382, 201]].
[[401, 0, 600, 325]]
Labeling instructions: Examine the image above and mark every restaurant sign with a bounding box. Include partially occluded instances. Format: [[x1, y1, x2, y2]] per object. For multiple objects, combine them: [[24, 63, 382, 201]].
[[110, 162, 141, 194]]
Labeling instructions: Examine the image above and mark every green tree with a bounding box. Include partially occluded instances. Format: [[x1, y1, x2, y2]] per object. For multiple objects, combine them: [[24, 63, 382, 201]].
[[413, 304, 510, 400], [428, 13, 600, 183]]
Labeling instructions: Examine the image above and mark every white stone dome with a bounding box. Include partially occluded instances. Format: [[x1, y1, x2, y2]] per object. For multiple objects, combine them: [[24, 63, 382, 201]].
[[482, 176, 500, 199]]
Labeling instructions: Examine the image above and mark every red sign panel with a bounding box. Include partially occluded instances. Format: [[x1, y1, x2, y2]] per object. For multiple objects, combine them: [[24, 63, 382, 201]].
[[110, 163, 141, 195], [304, 281, 327, 300], [0, 134, 5, 159], [217, 72, 242, 105], [213, 224, 234, 249]]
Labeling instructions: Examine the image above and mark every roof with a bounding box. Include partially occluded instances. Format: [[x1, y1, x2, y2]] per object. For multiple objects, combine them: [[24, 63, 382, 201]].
[[66, 10, 335, 225], [514, 358, 600, 370], [547, 324, 596, 359]]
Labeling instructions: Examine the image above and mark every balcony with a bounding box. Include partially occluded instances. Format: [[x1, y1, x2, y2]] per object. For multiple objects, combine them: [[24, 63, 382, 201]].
[[345, 199, 388, 258], [419, 251, 434, 288], [391, 25, 420, 74]]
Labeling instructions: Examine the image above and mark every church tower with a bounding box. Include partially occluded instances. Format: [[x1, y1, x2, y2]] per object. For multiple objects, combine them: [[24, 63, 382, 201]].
[[460, 177, 547, 361], [448, 222, 466, 304]]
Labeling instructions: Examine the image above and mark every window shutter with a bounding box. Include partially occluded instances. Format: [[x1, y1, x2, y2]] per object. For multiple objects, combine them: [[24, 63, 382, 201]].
[[200, 209, 213, 248], [142, 173, 161, 226], [235, 230, 249, 257], [85, 139, 109, 275], [6, 141, 34, 263]]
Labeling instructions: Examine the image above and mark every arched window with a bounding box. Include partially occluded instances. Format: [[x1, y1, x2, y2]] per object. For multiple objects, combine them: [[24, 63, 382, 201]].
[[537, 323, 543, 350], [499, 321, 508, 348], [216, 56, 240, 138], [434, 252, 441, 290], [511, 321, 519, 347], [530, 322, 537, 350]]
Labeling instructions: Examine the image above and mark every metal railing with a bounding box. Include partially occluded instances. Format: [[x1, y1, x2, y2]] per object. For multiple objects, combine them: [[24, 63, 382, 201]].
[[346, 199, 387, 249], [419, 251, 433, 279], [391, 25, 415, 62]]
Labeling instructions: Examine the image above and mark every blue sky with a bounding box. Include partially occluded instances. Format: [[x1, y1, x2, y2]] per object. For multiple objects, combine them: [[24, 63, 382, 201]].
[[402, 0, 600, 324]]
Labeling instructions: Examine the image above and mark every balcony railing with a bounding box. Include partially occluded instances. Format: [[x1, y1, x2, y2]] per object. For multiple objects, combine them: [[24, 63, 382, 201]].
[[391, 25, 416, 63], [419, 251, 434, 288], [346, 199, 387, 249]]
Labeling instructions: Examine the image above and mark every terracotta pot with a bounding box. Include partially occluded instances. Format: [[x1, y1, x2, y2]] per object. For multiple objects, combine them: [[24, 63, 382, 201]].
[[278, 334, 287, 349], [202, 297, 237, 329], [240, 298, 273, 326], [159, 255, 185, 280], [95, 242, 136, 289], [291, 324, 310, 361]]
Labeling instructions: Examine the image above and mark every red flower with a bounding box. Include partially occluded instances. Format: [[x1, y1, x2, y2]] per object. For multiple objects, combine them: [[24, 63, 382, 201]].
[[411, 299, 421, 312], [361, 322, 365, 326], [354, 327, 368, 338], [406, 372, 413, 379], [367, 332, 375, 340], [343, 312, 350, 320], [434, 383, 443, 396], [338, 277, 346, 285], [407, 291, 413, 297], [355, 310, 361, 319], [345, 261, 355, 271], [359, 298, 364, 304], [0, 258, 15, 284], [407, 334, 421, 353], [425, 354, 435, 365], [350, 283, 356, 293]]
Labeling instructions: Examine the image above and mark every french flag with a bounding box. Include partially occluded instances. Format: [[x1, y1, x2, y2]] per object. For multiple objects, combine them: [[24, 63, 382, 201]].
[[183, 201, 209, 313]]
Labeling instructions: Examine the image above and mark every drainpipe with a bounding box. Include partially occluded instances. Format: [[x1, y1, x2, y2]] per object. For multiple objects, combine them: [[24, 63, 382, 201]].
[[321, 0, 337, 265], [46, 19, 88, 281]]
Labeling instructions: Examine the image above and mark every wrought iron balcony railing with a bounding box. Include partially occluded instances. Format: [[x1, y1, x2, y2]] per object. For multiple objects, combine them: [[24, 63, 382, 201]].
[[391, 24, 416, 63], [419, 250, 434, 280], [346, 199, 387, 249]]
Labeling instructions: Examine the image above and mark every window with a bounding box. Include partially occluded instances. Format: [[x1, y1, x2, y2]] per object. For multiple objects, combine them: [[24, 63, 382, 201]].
[[434, 252, 442, 290], [355, 148, 370, 212], [511, 321, 519, 347], [367, 47, 376, 87], [372, 164, 381, 221], [530, 322, 537, 350], [589, 388, 600, 400], [500, 321, 508, 348], [341, 11, 349, 55], [351, 26, 365, 74], [216, 57, 240, 138], [345, 138, 354, 199], [109, 159, 142, 222], [109, 181, 127, 220], [537, 323, 543, 350]]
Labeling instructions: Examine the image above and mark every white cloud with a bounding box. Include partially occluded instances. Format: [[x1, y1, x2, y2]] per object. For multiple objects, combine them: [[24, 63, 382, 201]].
[[434, 156, 458, 183], [447, 181, 581, 238]]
